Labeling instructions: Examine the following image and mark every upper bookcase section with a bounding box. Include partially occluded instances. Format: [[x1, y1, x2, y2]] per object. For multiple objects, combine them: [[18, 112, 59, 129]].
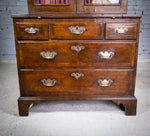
[[28, 0, 128, 15]]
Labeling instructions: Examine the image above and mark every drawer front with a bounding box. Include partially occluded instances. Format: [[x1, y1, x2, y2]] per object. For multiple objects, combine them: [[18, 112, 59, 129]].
[[51, 22, 104, 39], [106, 23, 137, 40], [20, 69, 134, 97], [19, 42, 135, 68], [16, 23, 49, 40]]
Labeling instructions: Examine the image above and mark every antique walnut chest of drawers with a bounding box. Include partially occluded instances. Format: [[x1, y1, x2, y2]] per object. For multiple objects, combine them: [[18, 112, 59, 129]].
[[12, 0, 141, 116]]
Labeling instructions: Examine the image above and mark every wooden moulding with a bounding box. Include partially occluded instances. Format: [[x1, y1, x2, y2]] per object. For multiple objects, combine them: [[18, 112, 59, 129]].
[[11, 14, 141, 19], [18, 97, 137, 116]]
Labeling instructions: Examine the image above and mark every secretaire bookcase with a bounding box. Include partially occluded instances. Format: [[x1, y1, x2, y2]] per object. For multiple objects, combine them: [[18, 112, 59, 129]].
[[12, 0, 141, 116]]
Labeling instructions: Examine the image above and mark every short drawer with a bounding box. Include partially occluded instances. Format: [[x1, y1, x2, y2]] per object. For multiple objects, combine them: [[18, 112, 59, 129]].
[[16, 23, 49, 40], [106, 23, 137, 40], [19, 42, 135, 68], [51, 22, 104, 39], [20, 69, 134, 97]]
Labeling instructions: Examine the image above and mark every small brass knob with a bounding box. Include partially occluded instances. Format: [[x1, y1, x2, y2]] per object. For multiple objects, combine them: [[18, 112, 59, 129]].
[[37, 16, 41, 19]]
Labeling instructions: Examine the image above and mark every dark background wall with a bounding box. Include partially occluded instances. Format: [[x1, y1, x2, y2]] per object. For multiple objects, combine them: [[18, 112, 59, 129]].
[[0, 0, 150, 59]]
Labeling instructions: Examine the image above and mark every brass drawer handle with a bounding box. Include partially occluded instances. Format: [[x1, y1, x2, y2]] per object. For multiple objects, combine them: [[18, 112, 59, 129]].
[[115, 27, 128, 34], [71, 45, 85, 54], [97, 79, 113, 87], [98, 50, 115, 60], [71, 72, 84, 80], [40, 51, 57, 60], [24, 27, 40, 34], [68, 26, 86, 35], [41, 78, 57, 87]]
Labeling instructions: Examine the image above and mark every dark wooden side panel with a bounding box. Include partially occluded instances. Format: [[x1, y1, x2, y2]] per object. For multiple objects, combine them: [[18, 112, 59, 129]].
[[16, 23, 49, 40], [51, 22, 104, 40], [20, 69, 134, 97]]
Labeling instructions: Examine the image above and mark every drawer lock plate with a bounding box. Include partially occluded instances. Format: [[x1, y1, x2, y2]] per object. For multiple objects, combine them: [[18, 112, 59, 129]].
[[71, 45, 85, 54], [71, 72, 84, 80]]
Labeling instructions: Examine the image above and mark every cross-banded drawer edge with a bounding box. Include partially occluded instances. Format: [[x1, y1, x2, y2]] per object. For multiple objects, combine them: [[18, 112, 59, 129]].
[[16, 22, 49, 40]]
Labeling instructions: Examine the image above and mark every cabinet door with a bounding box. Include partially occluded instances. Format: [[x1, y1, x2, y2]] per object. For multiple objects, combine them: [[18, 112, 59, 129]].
[[78, 0, 128, 14], [28, 0, 76, 14]]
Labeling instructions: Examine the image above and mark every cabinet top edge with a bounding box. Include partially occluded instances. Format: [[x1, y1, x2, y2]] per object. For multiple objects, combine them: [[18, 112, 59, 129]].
[[11, 14, 142, 19]]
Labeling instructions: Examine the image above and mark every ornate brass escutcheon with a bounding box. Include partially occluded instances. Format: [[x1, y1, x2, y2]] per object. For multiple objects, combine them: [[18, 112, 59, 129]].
[[71, 72, 84, 80], [71, 45, 85, 54], [41, 78, 57, 87], [115, 27, 128, 34], [40, 51, 57, 60], [98, 50, 115, 60], [68, 26, 86, 35], [24, 27, 40, 34], [97, 79, 113, 87]]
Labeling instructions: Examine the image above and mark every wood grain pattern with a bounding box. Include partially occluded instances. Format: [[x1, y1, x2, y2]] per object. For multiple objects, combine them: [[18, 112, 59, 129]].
[[18, 42, 136, 68], [13, 17, 141, 116], [51, 22, 104, 40], [18, 96, 137, 116], [106, 23, 137, 40], [12, 0, 140, 116], [18, 97, 41, 116], [16, 23, 49, 40], [12, 14, 141, 19], [20, 69, 134, 97], [113, 98, 137, 116]]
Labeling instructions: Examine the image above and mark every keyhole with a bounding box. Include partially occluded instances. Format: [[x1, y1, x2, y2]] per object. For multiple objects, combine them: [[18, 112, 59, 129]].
[[76, 26, 79, 30]]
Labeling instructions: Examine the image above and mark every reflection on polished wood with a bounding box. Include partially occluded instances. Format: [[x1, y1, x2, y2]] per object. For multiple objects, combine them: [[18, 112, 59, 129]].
[[35, 0, 69, 5], [86, 0, 119, 4], [13, 0, 140, 116]]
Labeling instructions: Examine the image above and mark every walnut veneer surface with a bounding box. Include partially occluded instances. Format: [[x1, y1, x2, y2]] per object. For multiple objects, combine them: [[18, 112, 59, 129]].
[[12, 0, 141, 116]]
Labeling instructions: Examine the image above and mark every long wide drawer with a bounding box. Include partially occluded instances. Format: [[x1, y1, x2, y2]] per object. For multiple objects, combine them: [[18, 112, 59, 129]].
[[51, 22, 104, 39], [20, 69, 134, 97], [19, 42, 135, 68]]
